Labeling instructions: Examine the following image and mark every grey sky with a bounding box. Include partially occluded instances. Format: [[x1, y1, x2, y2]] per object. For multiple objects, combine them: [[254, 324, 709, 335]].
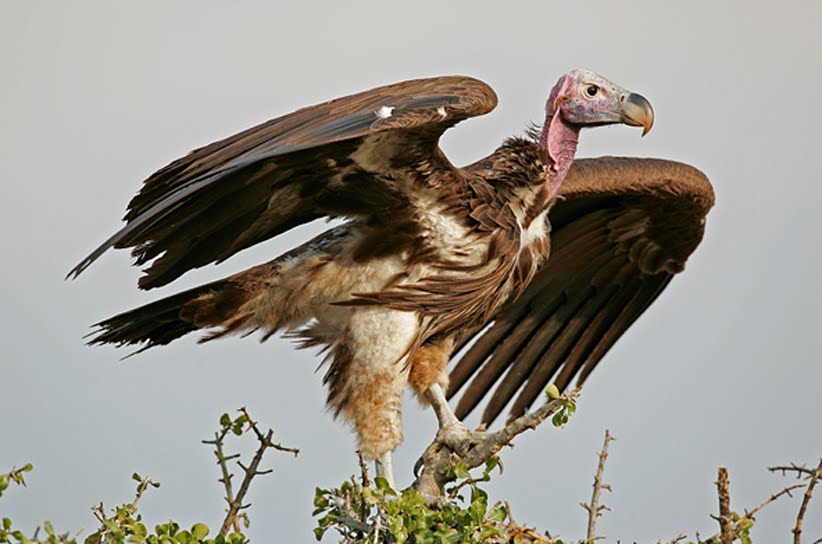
[[2, 0, 820, 542]]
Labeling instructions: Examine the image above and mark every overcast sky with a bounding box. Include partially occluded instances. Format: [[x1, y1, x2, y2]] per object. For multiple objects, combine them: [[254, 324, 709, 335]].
[[2, 1, 821, 542]]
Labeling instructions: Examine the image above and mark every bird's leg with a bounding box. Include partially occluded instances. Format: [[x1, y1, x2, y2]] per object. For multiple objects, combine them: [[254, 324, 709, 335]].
[[374, 451, 396, 490], [426, 383, 473, 455]]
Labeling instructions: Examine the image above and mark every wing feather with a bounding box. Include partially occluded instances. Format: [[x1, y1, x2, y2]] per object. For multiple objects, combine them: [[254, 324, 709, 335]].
[[68, 76, 497, 289], [449, 157, 714, 425]]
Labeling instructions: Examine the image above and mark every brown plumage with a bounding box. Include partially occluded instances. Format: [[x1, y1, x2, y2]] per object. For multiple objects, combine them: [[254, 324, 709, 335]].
[[70, 72, 713, 484], [448, 153, 714, 424]]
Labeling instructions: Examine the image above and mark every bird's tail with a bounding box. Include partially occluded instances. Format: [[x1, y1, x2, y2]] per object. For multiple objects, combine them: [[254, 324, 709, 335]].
[[88, 267, 274, 356]]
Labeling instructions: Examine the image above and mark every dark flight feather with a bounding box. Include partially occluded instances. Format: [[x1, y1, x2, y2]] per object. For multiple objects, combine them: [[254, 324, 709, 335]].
[[448, 156, 714, 425], [68, 76, 497, 289]]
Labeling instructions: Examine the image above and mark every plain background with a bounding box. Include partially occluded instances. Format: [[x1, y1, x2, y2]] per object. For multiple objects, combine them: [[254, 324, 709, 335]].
[[2, 1, 820, 542]]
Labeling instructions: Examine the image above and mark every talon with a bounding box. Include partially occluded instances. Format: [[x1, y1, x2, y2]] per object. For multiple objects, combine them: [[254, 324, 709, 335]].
[[436, 421, 475, 455], [413, 456, 425, 477]]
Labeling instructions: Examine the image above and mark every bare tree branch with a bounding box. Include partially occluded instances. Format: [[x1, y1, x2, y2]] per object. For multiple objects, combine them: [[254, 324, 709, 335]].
[[793, 457, 822, 544], [203, 425, 241, 534], [769, 463, 820, 480], [413, 389, 580, 500], [715, 467, 733, 544], [702, 483, 806, 543], [220, 443, 266, 535], [239, 406, 300, 456], [581, 429, 614, 543], [201, 407, 299, 537]]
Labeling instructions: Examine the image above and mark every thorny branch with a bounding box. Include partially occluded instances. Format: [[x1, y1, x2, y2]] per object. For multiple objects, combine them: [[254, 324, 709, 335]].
[[413, 389, 580, 499], [793, 457, 822, 544], [203, 407, 299, 537], [701, 482, 806, 543], [581, 429, 614, 543], [239, 406, 300, 456], [715, 468, 733, 544], [770, 462, 821, 480], [203, 420, 242, 534]]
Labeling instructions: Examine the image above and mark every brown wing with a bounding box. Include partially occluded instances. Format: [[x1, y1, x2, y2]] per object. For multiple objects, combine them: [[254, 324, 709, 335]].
[[68, 76, 497, 289], [447, 157, 715, 425]]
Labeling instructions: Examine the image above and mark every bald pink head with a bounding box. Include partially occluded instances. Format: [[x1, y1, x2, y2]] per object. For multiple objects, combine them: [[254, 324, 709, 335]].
[[540, 69, 654, 199]]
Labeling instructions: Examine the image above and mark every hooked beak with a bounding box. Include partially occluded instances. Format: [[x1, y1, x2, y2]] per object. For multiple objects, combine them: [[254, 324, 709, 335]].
[[621, 93, 654, 136]]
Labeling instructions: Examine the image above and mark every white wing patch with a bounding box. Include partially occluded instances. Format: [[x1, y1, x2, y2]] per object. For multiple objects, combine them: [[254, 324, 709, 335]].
[[375, 106, 395, 119]]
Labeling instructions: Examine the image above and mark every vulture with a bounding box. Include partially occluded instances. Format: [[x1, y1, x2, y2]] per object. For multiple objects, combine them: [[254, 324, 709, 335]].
[[68, 70, 714, 487]]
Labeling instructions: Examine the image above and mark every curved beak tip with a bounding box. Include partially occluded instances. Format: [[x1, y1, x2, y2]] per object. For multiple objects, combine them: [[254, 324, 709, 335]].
[[623, 93, 654, 137]]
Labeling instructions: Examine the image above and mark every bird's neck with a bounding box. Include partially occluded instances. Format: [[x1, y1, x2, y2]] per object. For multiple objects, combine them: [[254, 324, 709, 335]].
[[539, 107, 580, 203]]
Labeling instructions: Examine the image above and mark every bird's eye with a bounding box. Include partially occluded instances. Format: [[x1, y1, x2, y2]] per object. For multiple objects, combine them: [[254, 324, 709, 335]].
[[585, 85, 599, 97]]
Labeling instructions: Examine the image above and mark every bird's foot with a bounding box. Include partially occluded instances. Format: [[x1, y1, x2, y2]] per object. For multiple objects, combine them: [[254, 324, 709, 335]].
[[414, 422, 484, 479], [435, 420, 477, 456]]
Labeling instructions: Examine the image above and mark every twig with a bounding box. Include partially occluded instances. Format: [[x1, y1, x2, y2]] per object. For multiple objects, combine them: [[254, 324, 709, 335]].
[[219, 430, 269, 535], [702, 483, 805, 543], [582, 429, 614, 543], [770, 463, 819, 480], [447, 472, 494, 500], [746, 483, 805, 519], [793, 457, 822, 544], [356, 452, 371, 526], [203, 425, 241, 534], [5, 465, 33, 487], [130, 475, 158, 510], [413, 389, 580, 499], [240, 406, 300, 456], [473, 389, 581, 461], [357, 451, 371, 489], [714, 468, 734, 544], [91, 502, 107, 524], [203, 407, 299, 536]]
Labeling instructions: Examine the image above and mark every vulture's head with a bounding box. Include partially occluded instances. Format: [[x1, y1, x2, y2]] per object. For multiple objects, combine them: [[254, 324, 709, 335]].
[[541, 69, 654, 187], [548, 69, 654, 135]]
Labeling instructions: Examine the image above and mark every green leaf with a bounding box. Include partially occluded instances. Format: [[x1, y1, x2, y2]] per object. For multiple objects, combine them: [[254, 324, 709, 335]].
[[545, 384, 561, 399], [552, 409, 570, 427], [483, 456, 502, 479], [190, 524, 209, 541], [133, 523, 148, 538], [219, 414, 231, 427], [374, 477, 396, 495], [231, 415, 247, 435], [487, 505, 507, 523], [132, 473, 142, 482], [453, 461, 470, 480]]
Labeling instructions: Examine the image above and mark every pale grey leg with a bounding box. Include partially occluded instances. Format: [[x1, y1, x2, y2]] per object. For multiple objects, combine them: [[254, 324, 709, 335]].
[[425, 383, 472, 453], [375, 451, 396, 490]]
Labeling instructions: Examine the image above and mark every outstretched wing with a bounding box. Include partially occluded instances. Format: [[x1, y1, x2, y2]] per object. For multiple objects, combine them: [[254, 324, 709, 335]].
[[448, 157, 714, 425], [68, 76, 497, 289]]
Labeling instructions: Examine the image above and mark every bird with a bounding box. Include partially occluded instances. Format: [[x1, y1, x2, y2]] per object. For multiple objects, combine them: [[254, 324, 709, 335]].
[[68, 70, 714, 488]]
